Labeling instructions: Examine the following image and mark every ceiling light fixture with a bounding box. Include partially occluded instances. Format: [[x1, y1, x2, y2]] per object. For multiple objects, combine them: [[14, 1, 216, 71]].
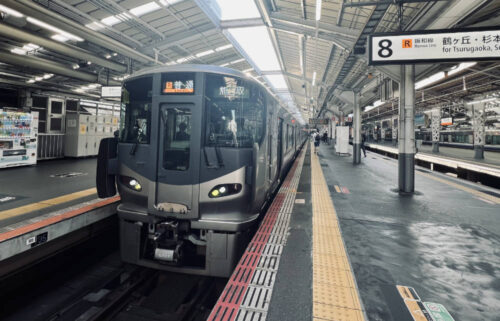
[[215, 44, 233, 52], [315, 0, 322, 21], [10, 48, 27, 55], [0, 5, 23, 18], [196, 49, 215, 58], [312, 71, 317, 86], [27, 17, 83, 42], [51, 34, 69, 42], [448, 62, 477, 76], [415, 72, 445, 90]]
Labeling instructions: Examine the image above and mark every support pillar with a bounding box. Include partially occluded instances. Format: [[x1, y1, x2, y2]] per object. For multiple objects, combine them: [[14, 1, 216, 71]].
[[353, 92, 361, 164], [473, 102, 485, 159], [398, 65, 415, 193], [392, 116, 398, 146], [431, 107, 441, 153]]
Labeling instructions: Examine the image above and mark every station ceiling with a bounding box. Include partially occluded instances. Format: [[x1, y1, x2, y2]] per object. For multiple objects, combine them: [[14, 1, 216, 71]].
[[0, 0, 498, 122]]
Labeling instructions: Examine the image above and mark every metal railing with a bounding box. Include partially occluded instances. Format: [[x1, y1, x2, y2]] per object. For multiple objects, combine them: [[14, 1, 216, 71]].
[[37, 133, 65, 160]]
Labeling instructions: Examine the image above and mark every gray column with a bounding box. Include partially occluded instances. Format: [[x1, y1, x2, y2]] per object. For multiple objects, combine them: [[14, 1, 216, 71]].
[[473, 102, 485, 159], [353, 92, 361, 164], [392, 115, 398, 146], [431, 107, 441, 153], [398, 65, 416, 193]]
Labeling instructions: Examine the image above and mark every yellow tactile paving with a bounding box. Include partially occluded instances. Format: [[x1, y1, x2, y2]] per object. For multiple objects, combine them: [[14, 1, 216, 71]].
[[311, 143, 366, 321]]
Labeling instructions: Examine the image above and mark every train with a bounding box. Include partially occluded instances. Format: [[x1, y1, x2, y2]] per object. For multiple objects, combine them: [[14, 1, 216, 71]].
[[96, 65, 307, 277]]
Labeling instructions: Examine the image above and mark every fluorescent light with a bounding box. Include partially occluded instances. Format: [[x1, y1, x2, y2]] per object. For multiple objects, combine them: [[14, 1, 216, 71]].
[[177, 56, 194, 63], [374, 100, 383, 107], [215, 44, 233, 52], [466, 97, 497, 105], [11, 48, 27, 55], [0, 5, 23, 18], [35, 76, 43, 81], [220, 63, 230, 67], [264, 74, 287, 89], [415, 71, 445, 90], [448, 62, 477, 76], [129, 2, 160, 16], [105, 54, 111, 59], [196, 49, 215, 58], [27, 79, 36, 83], [315, 0, 322, 21], [86, 22, 105, 31], [27, 17, 83, 42], [243, 68, 253, 72], [312, 71, 316, 86], [23, 43, 40, 51], [228, 26, 281, 71], [159, 0, 183, 5], [112, 53, 118, 56], [230, 58, 245, 64], [51, 34, 69, 42], [43, 73, 53, 79], [212, 0, 260, 20]]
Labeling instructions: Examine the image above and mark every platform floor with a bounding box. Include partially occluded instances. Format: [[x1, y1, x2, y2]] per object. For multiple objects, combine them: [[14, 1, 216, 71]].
[[0, 158, 97, 228], [265, 144, 499, 321], [367, 140, 500, 168]]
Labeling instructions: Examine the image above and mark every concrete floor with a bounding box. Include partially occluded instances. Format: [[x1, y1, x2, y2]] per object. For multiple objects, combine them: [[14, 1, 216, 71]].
[[0, 157, 98, 227], [268, 143, 499, 321], [319, 144, 499, 321]]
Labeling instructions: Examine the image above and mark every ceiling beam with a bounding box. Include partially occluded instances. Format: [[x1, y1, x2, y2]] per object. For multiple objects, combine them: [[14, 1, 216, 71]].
[[344, 0, 446, 7], [220, 18, 264, 28]]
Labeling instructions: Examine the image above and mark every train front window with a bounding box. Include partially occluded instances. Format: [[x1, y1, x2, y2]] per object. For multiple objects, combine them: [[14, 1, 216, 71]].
[[205, 73, 265, 148], [162, 107, 191, 171], [120, 76, 152, 144]]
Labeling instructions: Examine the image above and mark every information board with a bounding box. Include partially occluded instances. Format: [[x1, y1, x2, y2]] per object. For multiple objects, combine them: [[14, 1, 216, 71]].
[[101, 86, 122, 98], [369, 27, 500, 65], [309, 118, 329, 125]]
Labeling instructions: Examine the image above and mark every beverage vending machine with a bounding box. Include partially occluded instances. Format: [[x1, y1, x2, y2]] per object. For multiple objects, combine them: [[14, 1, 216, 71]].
[[0, 110, 39, 168]]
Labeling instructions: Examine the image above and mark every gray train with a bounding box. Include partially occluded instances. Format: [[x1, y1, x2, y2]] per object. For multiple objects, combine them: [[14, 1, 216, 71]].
[[97, 65, 307, 277]]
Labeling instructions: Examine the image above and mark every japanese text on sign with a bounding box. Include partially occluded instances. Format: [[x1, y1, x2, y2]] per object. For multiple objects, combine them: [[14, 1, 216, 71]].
[[369, 28, 500, 65], [163, 80, 194, 93]]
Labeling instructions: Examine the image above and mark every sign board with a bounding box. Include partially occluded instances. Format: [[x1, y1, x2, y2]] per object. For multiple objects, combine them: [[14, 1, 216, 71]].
[[369, 27, 500, 65], [309, 118, 329, 125], [441, 117, 452, 126], [423, 302, 455, 321], [101, 86, 122, 98]]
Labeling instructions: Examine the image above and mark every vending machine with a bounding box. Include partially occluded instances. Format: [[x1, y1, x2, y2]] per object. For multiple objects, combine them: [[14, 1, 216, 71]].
[[0, 110, 39, 168]]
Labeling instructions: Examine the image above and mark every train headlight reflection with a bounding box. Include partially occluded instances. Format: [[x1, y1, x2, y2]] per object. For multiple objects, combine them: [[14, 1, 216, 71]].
[[209, 184, 241, 198]]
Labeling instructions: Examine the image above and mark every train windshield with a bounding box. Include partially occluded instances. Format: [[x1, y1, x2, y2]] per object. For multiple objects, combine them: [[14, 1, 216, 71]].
[[120, 76, 153, 144], [205, 73, 265, 148]]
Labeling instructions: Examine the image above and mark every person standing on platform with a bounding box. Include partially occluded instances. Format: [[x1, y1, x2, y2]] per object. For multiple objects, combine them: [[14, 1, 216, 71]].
[[361, 131, 367, 158], [314, 131, 321, 154]]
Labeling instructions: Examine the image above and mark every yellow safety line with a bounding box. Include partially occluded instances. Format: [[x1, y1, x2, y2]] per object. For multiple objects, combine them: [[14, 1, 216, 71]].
[[371, 153, 500, 205], [311, 143, 366, 321], [334, 185, 341, 193], [0, 188, 97, 220]]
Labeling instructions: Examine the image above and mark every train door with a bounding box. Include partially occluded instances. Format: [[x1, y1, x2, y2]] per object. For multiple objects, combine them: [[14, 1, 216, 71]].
[[277, 118, 283, 175], [154, 103, 201, 219]]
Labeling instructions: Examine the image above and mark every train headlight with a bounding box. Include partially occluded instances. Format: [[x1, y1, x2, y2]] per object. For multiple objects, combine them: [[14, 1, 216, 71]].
[[209, 184, 242, 198], [120, 176, 142, 191]]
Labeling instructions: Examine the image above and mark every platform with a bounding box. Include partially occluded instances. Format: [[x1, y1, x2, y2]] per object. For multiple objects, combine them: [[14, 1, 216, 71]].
[[209, 142, 499, 321], [0, 158, 98, 227]]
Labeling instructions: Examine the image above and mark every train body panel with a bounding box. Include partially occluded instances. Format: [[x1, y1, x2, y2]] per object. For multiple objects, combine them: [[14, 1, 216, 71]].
[[98, 65, 307, 277]]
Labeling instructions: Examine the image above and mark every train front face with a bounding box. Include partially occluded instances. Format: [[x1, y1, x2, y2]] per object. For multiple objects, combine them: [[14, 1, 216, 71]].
[[116, 68, 267, 277]]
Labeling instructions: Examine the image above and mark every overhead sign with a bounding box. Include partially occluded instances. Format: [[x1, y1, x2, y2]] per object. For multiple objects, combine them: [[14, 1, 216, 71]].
[[369, 27, 500, 65], [441, 117, 452, 126], [101, 86, 122, 98], [309, 118, 329, 125]]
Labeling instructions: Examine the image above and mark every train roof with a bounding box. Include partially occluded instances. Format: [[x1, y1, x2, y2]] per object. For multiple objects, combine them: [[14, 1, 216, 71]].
[[128, 64, 249, 82]]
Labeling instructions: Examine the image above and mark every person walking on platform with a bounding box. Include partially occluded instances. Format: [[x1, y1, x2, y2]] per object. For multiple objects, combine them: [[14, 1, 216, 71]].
[[314, 132, 321, 154], [361, 132, 367, 158]]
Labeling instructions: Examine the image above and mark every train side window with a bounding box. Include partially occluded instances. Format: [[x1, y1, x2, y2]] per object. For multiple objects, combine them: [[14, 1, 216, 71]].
[[120, 76, 152, 144], [162, 108, 191, 171]]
